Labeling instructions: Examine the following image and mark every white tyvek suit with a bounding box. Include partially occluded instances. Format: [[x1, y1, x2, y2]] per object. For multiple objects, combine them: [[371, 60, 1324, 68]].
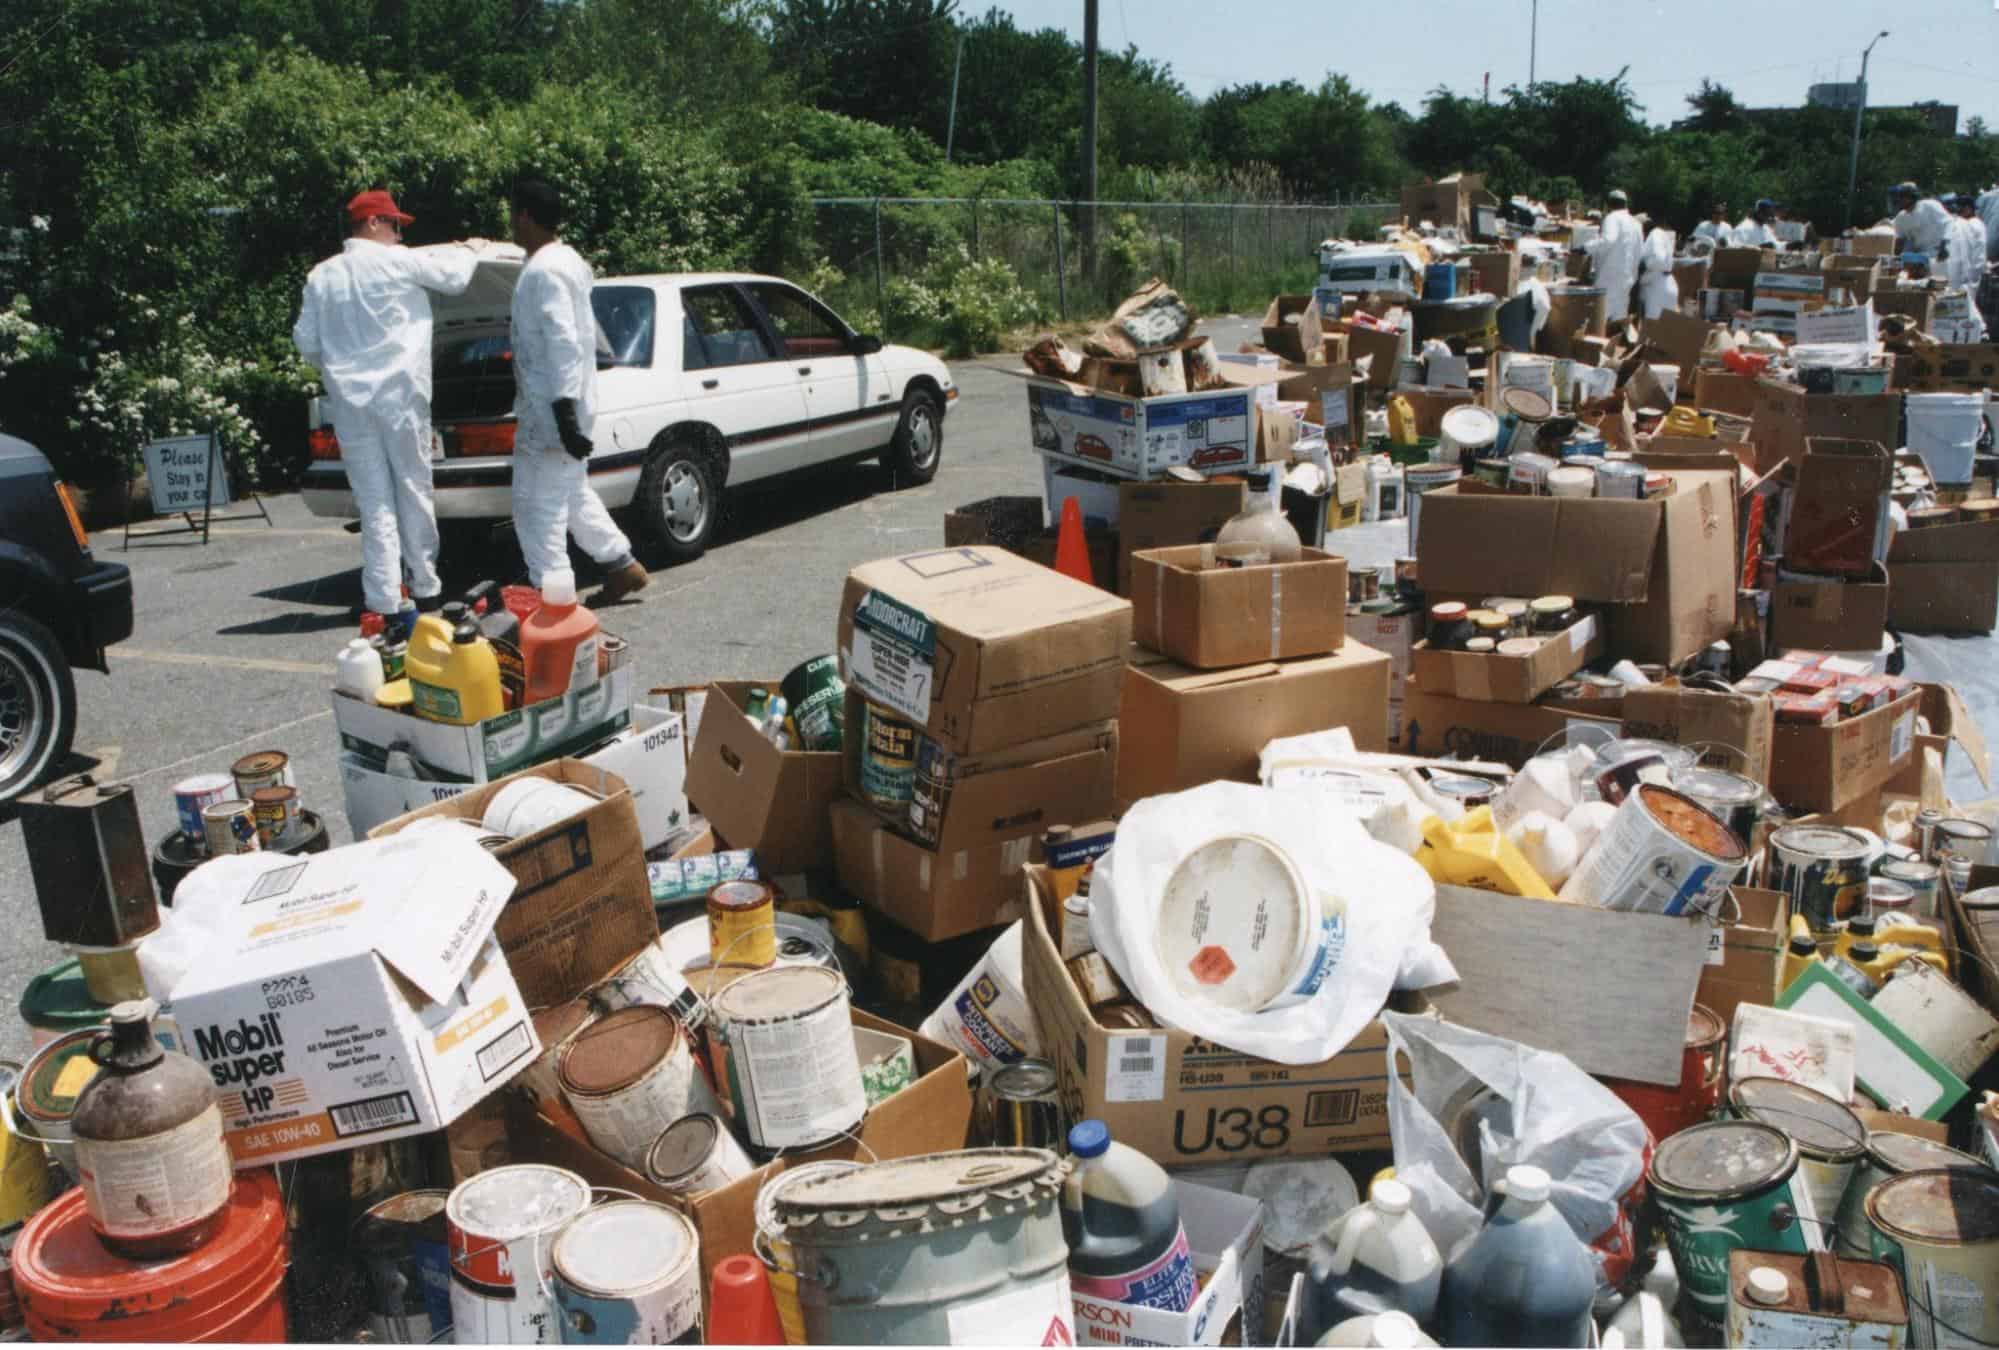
[[1731, 218, 1777, 248], [1945, 216, 1987, 290], [509, 241, 633, 586], [1893, 199, 1951, 257], [293, 238, 476, 614], [1589, 208, 1643, 321], [1979, 186, 1999, 262], [1691, 220, 1730, 246], [1637, 228, 1680, 320]]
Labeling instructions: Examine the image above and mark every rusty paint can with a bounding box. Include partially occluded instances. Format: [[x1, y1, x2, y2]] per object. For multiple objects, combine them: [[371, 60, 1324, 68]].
[[249, 784, 298, 848], [643, 1113, 752, 1196], [1864, 1168, 1999, 1348], [1725, 1250, 1908, 1347], [1650, 1120, 1816, 1317], [1603, 1003, 1726, 1143], [1836, 1131, 1988, 1258], [707, 879, 778, 969], [549, 1201, 701, 1345], [709, 966, 866, 1153], [200, 798, 261, 856], [558, 1006, 719, 1170], [975, 1058, 1066, 1151], [230, 750, 291, 800], [445, 1164, 590, 1345], [354, 1189, 454, 1344]]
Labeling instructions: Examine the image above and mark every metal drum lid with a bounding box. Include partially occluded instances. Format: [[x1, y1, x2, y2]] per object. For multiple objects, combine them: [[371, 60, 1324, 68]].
[[988, 1060, 1058, 1103], [1866, 1131, 1987, 1175], [1674, 767, 1763, 810], [1440, 405, 1499, 449], [560, 1006, 678, 1095], [1729, 1077, 1865, 1160], [1770, 824, 1872, 861], [550, 1201, 694, 1296], [1651, 1120, 1796, 1198], [775, 1148, 1061, 1228], [1866, 1168, 1999, 1243], [447, 1164, 590, 1239], [1500, 387, 1552, 420], [754, 1161, 862, 1237], [712, 964, 844, 1022]]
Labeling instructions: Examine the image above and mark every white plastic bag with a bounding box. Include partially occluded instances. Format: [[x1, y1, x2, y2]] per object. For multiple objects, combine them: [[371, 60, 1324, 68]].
[[1091, 782, 1452, 1064], [1259, 729, 1428, 855]]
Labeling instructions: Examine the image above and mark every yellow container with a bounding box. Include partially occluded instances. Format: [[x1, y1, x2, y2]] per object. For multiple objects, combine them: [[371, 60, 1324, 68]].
[[1388, 395, 1419, 446], [1660, 407, 1713, 438], [1779, 919, 1822, 994], [0, 1068, 55, 1229], [405, 615, 504, 725], [1873, 915, 1951, 976]]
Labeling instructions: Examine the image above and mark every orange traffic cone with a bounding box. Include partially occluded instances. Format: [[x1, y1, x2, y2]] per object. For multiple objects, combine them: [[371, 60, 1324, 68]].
[[709, 1253, 785, 1345], [1052, 495, 1095, 587]]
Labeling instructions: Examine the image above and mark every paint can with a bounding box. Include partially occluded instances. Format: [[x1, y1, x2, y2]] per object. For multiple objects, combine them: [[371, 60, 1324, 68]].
[[0, 1063, 54, 1244], [1672, 766, 1768, 849], [171, 772, 234, 846], [1155, 833, 1339, 1012], [517, 997, 600, 1109], [1835, 1132, 1987, 1257], [1769, 825, 1875, 936], [1557, 783, 1746, 915], [10, 1169, 288, 1343], [779, 655, 846, 753], [1728, 1076, 1867, 1231], [250, 784, 299, 848], [1507, 451, 1557, 494], [708, 879, 778, 968], [1439, 404, 1499, 466], [1546, 463, 1596, 498], [354, 1189, 455, 1344], [1403, 463, 1462, 552], [549, 1200, 701, 1345], [755, 1161, 862, 1345], [859, 702, 917, 820], [230, 749, 291, 800], [643, 1113, 752, 1197], [1868, 877, 1917, 922], [1596, 459, 1648, 499], [1931, 818, 1994, 891], [66, 939, 144, 1004], [1649, 1120, 1816, 1317], [1878, 859, 1942, 920], [558, 1006, 718, 1169], [1725, 1250, 1908, 1348], [1863, 1168, 1999, 1348], [446, 1164, 591, 1345], [14, 1026, 101, 1181], [774, 1149, 1073, 1346], [974, 1058, 1065, 1151], [200, 797, 261, 856], [710, 966, 866, 1153], [1602, 1003, 1726, 1144]]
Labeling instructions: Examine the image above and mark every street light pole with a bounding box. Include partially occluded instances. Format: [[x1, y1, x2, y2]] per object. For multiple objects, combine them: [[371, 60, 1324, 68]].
[[945, 30, 965, 161], [1845, 30, 1889, 228], [1529, 0, 1537, 87]]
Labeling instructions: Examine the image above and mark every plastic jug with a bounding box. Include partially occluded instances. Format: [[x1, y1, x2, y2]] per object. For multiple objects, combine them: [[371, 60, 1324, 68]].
[[1778, 924, 1822, 994], [335, 637, 385, 702], [405, 613, 504, 725], [1308, 1178, 1442, 1328], [1318, 1310, 1439, 1347], [1061, 1119, 1198, 1312], [1214, 469, 1302, 567], [521, 568, 601, 704], [1387, 395, 1418, 446], [1438, 1164, 1597, 1348]]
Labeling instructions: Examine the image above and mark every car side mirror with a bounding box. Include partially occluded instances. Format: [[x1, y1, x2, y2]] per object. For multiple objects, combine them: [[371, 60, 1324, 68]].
[[852, 333, 884, 356]]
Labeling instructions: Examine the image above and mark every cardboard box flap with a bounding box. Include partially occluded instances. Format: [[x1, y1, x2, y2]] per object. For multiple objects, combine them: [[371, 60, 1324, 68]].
[[1148, 658, 1285, 691], [368, 832, 521, 1004], [1418, 489, 1663, 602], [1932, 681, 1991, 786], [1889, 518, 1999, 564]]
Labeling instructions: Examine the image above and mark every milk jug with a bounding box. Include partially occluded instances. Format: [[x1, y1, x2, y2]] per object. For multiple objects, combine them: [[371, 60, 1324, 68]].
[[1060, 1119, 1198, 1312], [335, 637, 385, 701], [1438, 1165, 1596, 1348], [521, 569, 601, 703], [1318, 1310, 1439, 1347], [1308, 1178, 1441, 1328]]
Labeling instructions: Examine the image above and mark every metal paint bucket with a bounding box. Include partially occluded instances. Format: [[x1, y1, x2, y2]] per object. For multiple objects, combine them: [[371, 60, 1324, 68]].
[[1769, 825, 1875, 936], [0, 1063, 54, 1243], [755, 1160, 862, 1345], [1835, 1132, 1987, 1257], [200, 798, 261, 856], [1603, 1004, 1727, 1144], [517, 997, 600, 1109], [1155, 833, 1337, 1012], [709, 966, 867, 1152], [1596, 460, 1648, 499], [1403, 463, 1462, 553], [558, 1006, 718, 1170], [15, 1026, 101, 1181], [1650, 1120, 1816, 1317], [354, 1189, 455, 1344], [446, 1164, 591, 1345], [859, 702, 917, 819], [549, 1200, 701, 1345], [643, 1113, 752, 1196], [907, 734, 958, 848], [249, 784, 298, 848], [1877, 859, 1941, 919], [1507, 451, 1558, 494], [1672, 766, 1768, 849], [975, 1058, 1066, 1151], [774, 1149, 1073, 1346], [1724, 1250, 1909, 1347], [1557, 783, 1746, 915], [1728, 1076, 1866, 1231], [230, 749, 291, 800], [778, 655, 845, 753], [1439, 404, 1499, 465], [707, 879, 778, 968], [170, 772, 233, 846], [1863, 1168, 1999, 1348]]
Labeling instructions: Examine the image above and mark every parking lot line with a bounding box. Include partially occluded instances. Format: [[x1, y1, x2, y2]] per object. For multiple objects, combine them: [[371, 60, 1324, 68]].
[[118, 647, 328, 675]]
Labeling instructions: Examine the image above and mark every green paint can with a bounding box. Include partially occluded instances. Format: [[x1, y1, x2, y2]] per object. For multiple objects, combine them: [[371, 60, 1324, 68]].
[[780, 654, 846, 752], [1650, 1119, 1817, 1316]]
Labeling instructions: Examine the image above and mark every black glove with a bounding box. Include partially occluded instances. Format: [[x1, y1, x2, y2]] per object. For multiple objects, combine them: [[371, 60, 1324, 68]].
[[552, 398, 592, 461]]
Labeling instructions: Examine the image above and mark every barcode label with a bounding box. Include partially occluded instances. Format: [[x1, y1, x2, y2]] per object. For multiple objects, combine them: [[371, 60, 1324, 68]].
[[329, 1091, 418, 1137], [1119, 1056, 1156, 1074], [1104, 1034, 1166, 1103], [476, 1021, 534, 1081]]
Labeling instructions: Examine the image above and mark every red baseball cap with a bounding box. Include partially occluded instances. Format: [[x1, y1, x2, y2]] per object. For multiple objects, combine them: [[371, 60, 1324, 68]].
[[347, 189, 414, 225]]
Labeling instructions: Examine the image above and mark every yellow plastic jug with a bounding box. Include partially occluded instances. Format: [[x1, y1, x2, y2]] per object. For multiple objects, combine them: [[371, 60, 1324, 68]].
[[405, 615, 504, 725], [1415, 807, 1557, 899], [1872, 914, 1952, 977], [1387, 395, 1419, 446], [1659, 407, 1713, 438], [1779, 917, 1822, 993]]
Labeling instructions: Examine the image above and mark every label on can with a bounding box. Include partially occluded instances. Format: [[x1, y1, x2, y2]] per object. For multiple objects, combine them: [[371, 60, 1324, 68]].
[[566, 1049, 717, 1171], [1068, 1225, 1199, 1312], [724, 995, 866, 1150], [707, 882, 776, 968], [860, 704, 917, 815], [945, 1272, 1075, 1347], [451, 1232, 558, 1345], [1727, 1303, 1901, 1349], [907, 735, 956, 847], [569, 636, 600, 696], [73, 1105, 232, 1238]]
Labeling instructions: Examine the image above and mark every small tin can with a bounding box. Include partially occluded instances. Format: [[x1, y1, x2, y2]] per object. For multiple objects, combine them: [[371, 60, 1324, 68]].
[[249, 784, 298, 848], [1059, 892, 1094, 961], [780, 654, 845, 753], [1465, 637, 1496, 653], [858, 701, 917, 820], [1428, 774, 1495, 812], [354, 1189, 454, 1345], [1877, 858, 1941, 919], [643, 1113, 752, 1196], [1932, 817, 1994, 878], [708, 966, 866, 1153], [549, 1201, 701, 1346], [1595, 459, 1647, 498], [1867, 876, 1915, 921], [1768, 824, 1874, 935], [230, 750, 290, 800], [1650, 1120, 1814, 1317], [558, 1006, 719, 1169], [976, 1058, 1065, 1151], [200, 799, 260, 856], [171, 773, 234, 845], [1428, 601, 1472, 649], [707, 879, 777, 968]]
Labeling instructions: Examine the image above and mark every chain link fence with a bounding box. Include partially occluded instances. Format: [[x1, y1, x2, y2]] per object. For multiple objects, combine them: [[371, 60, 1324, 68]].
[[804, 197, 1396, 342]]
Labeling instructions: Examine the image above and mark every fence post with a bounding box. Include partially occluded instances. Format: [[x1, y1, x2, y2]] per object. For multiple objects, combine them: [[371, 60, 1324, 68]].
[[1052, 200, 1068, 320], [1181, 203, 1191, 292], [972, 198, 981, 258], [1227, 201, 1236, 306], [874, 197, 887, 338]]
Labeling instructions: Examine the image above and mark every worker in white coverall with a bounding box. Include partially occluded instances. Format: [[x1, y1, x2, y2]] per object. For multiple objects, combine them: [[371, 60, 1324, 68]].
[[1978, 183, 1999, 263], [292, 189, 477, 625], [1732, 200, 1779, 249], [1890, 182, 1951, 260], [1945, 194, 1987, 290], [1691, 203, 1731, 246], [507, 179, 650, 604], [1588, 189, 1643, 322]]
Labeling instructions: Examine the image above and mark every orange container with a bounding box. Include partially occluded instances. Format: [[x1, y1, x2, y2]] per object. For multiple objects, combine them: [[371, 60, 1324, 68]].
[[1601, 1003, 1728, 1146], [12, 1169, 288, 1342], [520, 570, 602, 704]]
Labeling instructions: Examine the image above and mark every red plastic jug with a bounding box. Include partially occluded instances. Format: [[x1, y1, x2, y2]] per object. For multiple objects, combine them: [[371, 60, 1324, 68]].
[[520, 569, 602, 704]]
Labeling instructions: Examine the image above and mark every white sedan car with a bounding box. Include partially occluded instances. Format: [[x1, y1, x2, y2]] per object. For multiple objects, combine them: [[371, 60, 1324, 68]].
[[302, 242, 957, 560]]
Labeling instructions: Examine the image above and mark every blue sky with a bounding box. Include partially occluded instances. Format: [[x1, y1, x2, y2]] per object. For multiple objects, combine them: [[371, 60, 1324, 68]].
[[990, 0, 1999, 130]]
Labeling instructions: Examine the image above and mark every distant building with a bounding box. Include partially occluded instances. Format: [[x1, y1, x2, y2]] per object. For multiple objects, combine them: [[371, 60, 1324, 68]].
[[1674, 86, 1958, 137]]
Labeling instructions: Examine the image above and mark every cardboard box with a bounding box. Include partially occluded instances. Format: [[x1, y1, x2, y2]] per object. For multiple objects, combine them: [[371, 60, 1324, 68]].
[[1709, 247, 1775, 293], [372, 759, 659, 1009], [1767, 685, 1921, 813], [1072, 1182, 1265, 1347], [163, 833, 536, 1166], [1350, 606, 1419, 741], [1261, 294, 1324, 365], [1884, 682, 1990, 806], [1021, 866, 1417, 1160], [1129, 546, 1347, 669], [332, 666, 635, 783], [1694, 367, 1762, 418], [1748, 382, 1902, 477], [1888, 518, 1999, 632], [684, 681, 844, 872], [1411, 613, 1603, 704], [1643, 309, 1716, 380], [1464, 250, 1520, 300], [1328, 463, 1367, 531], [1316, 254, 1421, 303], [1116, 479, 1245, 595], [1333, 321, 1408, 390], [1785, 438, 1892, 579], [1429, 881, 1717, 1085], [1024, 377, 1262, 480], [1414, 472, 1739, 665], [1770, 569, 1891, 652], [1039, 459, 1123, 528], [1118, 641, 1389, 809], [1399, 174, 1488, 233], [1397, 679, 1616, 765], [1696, 887, 1789, 1027], [837, 547, 1131, 755], [1871, 287, 1935, 330], [1618, 683, 1775, 783], [1899, 343, 1999, 393]]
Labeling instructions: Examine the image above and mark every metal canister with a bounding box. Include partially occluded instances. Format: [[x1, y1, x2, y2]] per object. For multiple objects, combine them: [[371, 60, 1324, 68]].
[[557, 1006, 719, 1170], [230, 749, 290, 800], [446, 1164, 591, 1345], [1672, 765, 1769, 851], [1768, 824, 1875, 936], [0, 1062, 55, 1241], [1932, 818, 1994, 890], [1878, 858, 1942, 920], [755, 1161, 862, 1346], [976, 1059, 1065, 1151], [859, 701, 917, 820], [171, 772, 234, 846], [780, 654, 846, 753], [1728, 1076, 1867, 1231], [200, 798, 260, 856], [906, 734, 957, 848], [1428, 774, 1496, 813], [1507, 451, 1557, 494], [1915, 808, 1944, 862], [643, 1113, 752, 1196], [707, 879, 777, 969], [549, 1200, 701, 1345], [249, 784, 298, 848], [1834, 1131, 1988, 1257], [354, 1189, 454, 1345], [1595, 459, 1647, 499], [1602, 1004, 1727, 1145], [708, 966, 866, 1153], [1725, 1250, 1908, 1347], [1650, 1120, 1815, 1317], [1863, 1168, 1999, 1348], [1867, 877, 1916, 922]]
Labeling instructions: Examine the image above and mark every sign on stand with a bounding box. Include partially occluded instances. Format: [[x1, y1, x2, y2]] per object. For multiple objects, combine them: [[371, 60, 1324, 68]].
[[125, 431, 271, 546]]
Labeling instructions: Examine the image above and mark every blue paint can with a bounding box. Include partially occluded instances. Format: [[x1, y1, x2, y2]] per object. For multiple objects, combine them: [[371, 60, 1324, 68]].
[[550, 1200, 701, 1344]]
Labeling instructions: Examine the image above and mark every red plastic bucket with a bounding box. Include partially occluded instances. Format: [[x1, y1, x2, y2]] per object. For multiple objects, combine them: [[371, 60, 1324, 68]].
[[12, 1169, 288, 1342]]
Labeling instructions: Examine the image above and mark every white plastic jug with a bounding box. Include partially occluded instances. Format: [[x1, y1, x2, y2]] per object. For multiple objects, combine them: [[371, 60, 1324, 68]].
[[334, 637, 385, 701], [1905, 391, 1987, 487], [1308, 1178, 1442, 1328]]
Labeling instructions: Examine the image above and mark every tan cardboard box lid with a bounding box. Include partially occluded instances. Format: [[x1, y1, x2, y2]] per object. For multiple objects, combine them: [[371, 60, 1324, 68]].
[[1768, 685, 1922, 813], [1415, 486, 1665, 603], [1889, 517, 1999, 563], [685, 680, 845, 870], [1890, 560, 1999, 636], [1618, 683, 1775, 782], [1129, 545, 1347, 669]]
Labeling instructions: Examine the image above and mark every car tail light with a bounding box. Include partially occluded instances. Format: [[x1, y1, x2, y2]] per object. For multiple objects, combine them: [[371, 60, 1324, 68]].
[[54, 481, 90, 551], [452, 422, 517, 457], [308, 426, 341, 460]]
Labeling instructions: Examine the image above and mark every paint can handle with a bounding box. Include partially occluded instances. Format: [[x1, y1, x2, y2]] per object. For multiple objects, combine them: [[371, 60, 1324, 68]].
[[771, 1121, 878, 1165], [752, 1227, 837, 1289]]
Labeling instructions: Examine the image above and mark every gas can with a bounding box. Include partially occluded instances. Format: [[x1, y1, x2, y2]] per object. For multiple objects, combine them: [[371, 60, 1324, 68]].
[[1725, 1250, 1908, 1348]]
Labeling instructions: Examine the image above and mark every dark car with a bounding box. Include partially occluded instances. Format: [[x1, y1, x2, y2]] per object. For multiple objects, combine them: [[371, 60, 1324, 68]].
[[0, 434, 133, 800]]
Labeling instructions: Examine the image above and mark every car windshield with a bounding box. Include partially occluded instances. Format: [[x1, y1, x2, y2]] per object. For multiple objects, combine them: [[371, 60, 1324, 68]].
[[592, 286, 655, 368]]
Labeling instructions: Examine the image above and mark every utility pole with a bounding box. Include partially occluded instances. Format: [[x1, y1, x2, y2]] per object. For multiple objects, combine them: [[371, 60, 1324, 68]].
[[1528, 0, 1537, 88], [945, 30, 965, 161], [1082, 0, 1099, 290], [1845, 30, 1889, 229]]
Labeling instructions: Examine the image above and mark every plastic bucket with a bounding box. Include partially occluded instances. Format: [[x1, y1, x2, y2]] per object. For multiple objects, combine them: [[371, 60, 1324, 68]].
[[1156, 834, 1331, 1013], [1906, 392, 1986, 487], [1439, 405, 1499, 464]]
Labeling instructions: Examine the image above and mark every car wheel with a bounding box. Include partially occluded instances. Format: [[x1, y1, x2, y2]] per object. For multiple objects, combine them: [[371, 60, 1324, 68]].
[[0, 611, 77, 803], [638, 435, 719, 563], [882, 389, 942, 486]]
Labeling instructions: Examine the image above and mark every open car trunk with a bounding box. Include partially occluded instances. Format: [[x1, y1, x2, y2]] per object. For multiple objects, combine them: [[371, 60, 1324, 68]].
[[426, 241, 524, 428]]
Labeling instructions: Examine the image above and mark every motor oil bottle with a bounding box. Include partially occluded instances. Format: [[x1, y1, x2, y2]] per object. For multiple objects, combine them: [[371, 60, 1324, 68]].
[[457, 584, 525, 708], [69, 999, 233, 1259], [1061, 1119, 1199, 1312], [1779, 919, 1822, 993], [406, 612, 503, 725], [1437, 1164, 1597, 1348], [1872, 914, 1951, 976], [1831, 913, 1877, 961], [521, 569, 601, 704], [1308, 1178, 1442, 1328]]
